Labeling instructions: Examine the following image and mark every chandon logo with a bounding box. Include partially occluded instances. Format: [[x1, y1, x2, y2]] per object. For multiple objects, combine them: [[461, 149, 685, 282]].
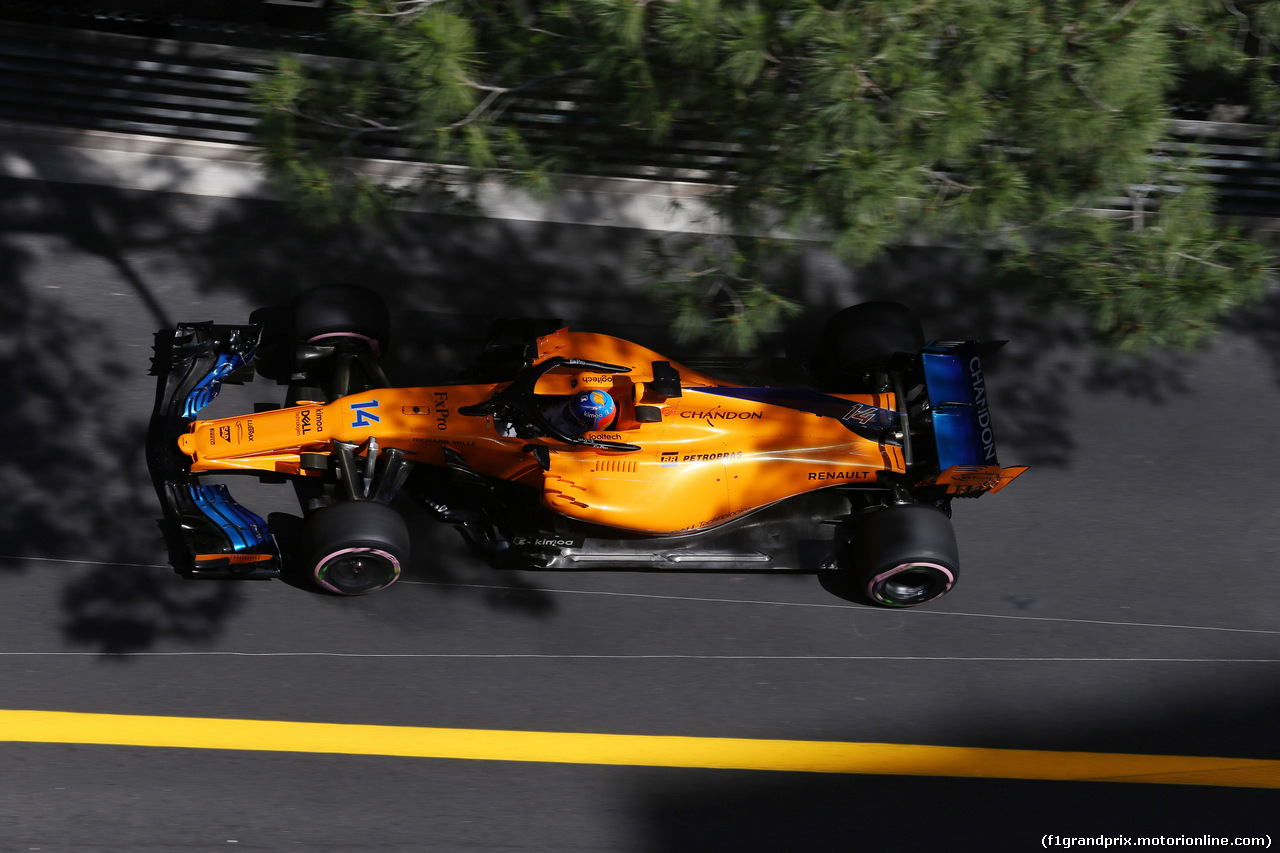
[[969, 357, 997, 462], [680, 411, 763, 420]]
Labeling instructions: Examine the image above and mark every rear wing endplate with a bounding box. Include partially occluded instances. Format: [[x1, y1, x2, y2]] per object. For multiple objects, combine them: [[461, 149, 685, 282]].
[[920, 340, 1026, 496], [921, 341, 1001, 470]]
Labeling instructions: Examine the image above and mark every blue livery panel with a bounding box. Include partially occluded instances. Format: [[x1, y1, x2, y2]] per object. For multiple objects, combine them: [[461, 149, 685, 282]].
[[922, 342, 999, 470]]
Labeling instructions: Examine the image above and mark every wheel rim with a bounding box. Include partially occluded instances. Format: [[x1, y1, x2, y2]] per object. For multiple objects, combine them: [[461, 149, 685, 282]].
[[868, 562, 954, 607], [314, 547, 401, 595]]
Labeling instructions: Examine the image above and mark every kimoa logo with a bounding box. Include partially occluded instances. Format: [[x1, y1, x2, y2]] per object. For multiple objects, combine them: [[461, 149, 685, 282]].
[[514, 536, 582, 548], [968, 356, 997, 462]]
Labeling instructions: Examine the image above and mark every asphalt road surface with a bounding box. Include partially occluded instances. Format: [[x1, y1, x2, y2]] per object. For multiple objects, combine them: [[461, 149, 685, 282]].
[[1, 173, 1278, 852]]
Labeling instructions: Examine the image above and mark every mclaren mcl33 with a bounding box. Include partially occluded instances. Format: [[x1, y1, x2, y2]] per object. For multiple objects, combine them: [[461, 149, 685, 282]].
[[147, 287, 1025, 608]]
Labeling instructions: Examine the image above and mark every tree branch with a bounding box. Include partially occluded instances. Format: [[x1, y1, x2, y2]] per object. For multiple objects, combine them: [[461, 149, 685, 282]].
[[355, 0, 448, 20], [290, 107, 407, 154], [923, 168, 975, 193], [1128, 186, 1150, 233], [448, 89, 504, 129], [1065, 64, 1120, 113], [451, 66, 587, 127], [854, 66, 891, 103], [1105, 0, 1143, 29], [1174, 250, 1232, 271], [1220, 0, 1253, 52]]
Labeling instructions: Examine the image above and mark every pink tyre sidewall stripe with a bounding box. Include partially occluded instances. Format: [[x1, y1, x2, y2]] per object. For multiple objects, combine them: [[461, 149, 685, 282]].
[[313, 546, 401, 595], [867, 562, 955, 602], [306, 332, 381, 359]]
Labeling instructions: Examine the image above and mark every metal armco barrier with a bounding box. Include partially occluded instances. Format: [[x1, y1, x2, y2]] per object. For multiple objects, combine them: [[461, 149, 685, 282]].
[[1, 19, 1276, 225]]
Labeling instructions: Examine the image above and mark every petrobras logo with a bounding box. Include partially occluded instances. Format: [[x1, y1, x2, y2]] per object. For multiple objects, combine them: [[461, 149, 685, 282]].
[[969, 356, 997, 463], [682, 451, 743, 462]]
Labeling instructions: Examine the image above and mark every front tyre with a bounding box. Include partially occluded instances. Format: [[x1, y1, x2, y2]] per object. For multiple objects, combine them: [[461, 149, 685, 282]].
[[821, 504, 959, 607], [292, 285, 391, 355], [301, 501, 409, 595]]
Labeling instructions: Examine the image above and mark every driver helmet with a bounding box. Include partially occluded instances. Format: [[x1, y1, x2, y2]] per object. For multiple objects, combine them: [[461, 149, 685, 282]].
[[565, 389, 616, 433]]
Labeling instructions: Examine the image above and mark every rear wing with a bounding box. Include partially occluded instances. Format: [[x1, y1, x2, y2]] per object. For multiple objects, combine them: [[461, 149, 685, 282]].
[[920, 341, 1026, 495]]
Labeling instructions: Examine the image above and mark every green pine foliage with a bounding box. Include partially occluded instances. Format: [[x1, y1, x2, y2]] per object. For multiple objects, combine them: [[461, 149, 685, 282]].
[[1006, 175, 1272, 350], [646, 234, 804, 352], [252, 0, 1278, 351]]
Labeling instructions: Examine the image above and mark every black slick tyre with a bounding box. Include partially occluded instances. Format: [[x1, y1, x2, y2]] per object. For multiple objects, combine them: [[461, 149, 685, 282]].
[[813, 301, 924, 391], [821, 503, 959, 607], [292, 285, 391, 355], [301, 501, 409, 595]]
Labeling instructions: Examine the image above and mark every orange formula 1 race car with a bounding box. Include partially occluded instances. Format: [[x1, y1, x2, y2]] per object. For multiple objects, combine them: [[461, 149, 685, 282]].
[[147, 287, 1025, 608]]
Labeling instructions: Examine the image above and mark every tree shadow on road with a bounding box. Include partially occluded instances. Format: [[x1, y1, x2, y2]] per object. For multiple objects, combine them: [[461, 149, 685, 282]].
[[0, 171, 240, 652], [635, 672, 1280, 851], [1226, 287, 1280, 388]]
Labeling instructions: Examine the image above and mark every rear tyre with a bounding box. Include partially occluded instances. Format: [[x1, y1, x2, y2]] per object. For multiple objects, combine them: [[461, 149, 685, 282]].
[[292, 285, 391, 356], [820, 503, 958, 607], [813, 301, 923, 391], [301, 501, 409, 595]]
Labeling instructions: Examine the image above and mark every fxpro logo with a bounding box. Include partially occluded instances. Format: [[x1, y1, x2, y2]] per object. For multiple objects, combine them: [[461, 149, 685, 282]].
[[968, 357, 997, 462]]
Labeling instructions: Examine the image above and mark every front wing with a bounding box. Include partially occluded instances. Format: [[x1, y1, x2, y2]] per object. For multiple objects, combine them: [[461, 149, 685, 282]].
[[147, 323, 280, 579]]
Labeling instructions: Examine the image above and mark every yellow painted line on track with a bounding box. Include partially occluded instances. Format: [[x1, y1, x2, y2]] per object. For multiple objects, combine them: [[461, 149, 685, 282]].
[[2, 710, 1277, 789]]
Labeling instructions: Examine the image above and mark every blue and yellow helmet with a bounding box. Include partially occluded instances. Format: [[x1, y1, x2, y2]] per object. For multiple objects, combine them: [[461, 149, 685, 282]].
[[566, 389, 616, 431]]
